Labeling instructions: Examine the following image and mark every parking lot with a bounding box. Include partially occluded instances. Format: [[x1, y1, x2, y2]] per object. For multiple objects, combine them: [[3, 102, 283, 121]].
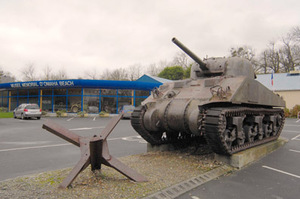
[[179, 118, 300, 199], [0, 116, 147, 181], [0, 117, 299, 198]]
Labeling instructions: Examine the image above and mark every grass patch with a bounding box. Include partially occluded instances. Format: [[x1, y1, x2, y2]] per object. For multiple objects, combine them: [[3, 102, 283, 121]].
[[0, 112, 14, 118]]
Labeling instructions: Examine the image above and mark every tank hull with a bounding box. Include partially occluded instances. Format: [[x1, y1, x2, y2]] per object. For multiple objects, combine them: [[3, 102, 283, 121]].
[[131, 76, 285, 155], [131, 38, 286, 155]]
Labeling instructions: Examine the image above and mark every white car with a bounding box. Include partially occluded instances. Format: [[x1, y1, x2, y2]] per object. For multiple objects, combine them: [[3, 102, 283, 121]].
[[13, 104, 42, 120]]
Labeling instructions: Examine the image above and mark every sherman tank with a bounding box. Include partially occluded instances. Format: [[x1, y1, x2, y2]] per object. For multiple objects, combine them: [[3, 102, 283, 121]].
[[131, 38, 285, 155]]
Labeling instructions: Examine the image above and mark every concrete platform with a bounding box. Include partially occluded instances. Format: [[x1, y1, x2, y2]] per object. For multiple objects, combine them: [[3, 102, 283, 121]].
[[147, 137, 288, 169], [215, 137, 288, 169]]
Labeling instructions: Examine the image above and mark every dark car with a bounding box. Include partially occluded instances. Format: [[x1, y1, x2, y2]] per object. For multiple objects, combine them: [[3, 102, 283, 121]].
[[13, 103, 42, 120], [120, 105, 135, 119]]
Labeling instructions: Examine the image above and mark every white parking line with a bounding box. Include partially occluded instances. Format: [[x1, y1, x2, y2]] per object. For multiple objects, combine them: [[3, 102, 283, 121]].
[[0, 136, 144, 153], [289, 149, 300, 153], [296, 119, 300, 123], [69, 126, 105, 131], [0, 143, 71, 152], [283, 130, 300, 133], [284, 124, 300, 127], [67, 117, 74, 122], [291, 134, 300, 140], [262, 166, 300, 179], [93, 117, 96, 121]]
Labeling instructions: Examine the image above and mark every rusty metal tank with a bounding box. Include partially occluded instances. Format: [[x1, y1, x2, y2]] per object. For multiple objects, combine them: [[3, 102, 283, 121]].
[[131, 38, 285, 155]]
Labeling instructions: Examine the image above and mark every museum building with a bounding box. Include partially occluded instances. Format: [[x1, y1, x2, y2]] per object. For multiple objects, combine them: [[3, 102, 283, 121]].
[[0, 75, 168, 113]]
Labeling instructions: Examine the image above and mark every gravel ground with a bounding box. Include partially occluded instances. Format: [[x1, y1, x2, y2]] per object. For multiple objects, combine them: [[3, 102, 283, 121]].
[[0, 149, 225, 199]]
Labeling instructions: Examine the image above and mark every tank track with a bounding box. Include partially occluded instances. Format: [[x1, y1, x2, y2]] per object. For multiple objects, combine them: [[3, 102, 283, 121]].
[[203, 107, 285, 155], [131, 106, 195, 145]]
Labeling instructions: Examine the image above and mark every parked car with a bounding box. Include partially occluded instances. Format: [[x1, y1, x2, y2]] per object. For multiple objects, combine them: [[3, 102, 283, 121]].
[[120, 105, 135, 119], [13, 103, 42, 120]]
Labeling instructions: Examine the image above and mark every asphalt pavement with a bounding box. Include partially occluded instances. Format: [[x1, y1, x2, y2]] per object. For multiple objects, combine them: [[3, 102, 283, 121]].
[[178, 118, 300, 199], [0, 116, 147, 181], [1, 117, 299, 199]]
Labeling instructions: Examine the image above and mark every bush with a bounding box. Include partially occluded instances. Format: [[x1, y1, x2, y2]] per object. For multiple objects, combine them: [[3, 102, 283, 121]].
[[56, 109, 66, 117], [99, 111, 109, 117], [0, 107, 8, 112], [290, 105, 300, 118], [284, 107, 290, 117], [77, 111, 87, 117]]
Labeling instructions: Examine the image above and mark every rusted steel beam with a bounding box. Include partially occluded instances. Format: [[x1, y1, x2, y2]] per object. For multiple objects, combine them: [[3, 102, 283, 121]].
[[95, 113, 123, 140], [43, 113, 147, 188], [59, 138, 90, 189], [42, 120, 81, 147], [103, 156, 148, 182]]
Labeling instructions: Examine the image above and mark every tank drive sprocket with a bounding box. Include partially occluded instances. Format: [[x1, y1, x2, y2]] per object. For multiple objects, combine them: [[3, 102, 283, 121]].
[[131, 106, 164, 145]]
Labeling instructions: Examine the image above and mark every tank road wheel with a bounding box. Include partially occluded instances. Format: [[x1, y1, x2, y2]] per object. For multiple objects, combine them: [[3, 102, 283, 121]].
[[263, 115, 272, 138], [255, 116, 264, 140], [244, 124, 257, 143], [257, 128, 264, 140], [222, 128, 236, 149], [263, 123, 272, 138], [236, 130, 246, 146], [203, 107, 285, 155]]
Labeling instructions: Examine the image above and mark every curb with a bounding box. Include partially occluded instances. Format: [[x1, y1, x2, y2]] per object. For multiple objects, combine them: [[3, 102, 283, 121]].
[[43, 113, 117, 118], [144, 165, 232, 199]]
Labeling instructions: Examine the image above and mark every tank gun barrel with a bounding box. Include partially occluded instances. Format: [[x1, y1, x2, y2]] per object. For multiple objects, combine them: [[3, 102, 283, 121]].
[[172, 37, 209, 71]]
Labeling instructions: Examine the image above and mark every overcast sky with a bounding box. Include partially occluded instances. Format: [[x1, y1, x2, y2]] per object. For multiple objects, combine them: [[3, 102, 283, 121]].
[[0, 0, 299, 80]]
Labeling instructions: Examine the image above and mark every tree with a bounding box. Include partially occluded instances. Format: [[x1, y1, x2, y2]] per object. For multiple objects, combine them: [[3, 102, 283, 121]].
[[230, 46, 255, 61], [171, 52, 191, 69], [146, 61, 167, 76], [280, 33, 297, 72], [21, 63, 37, 81], [257, 27, 300, 74], [183, 65, 191, 79], [53, 69, 68, 80], [109, 68, 128, 80], [230, 45, 260, 72], [41, 65, 53, 80], [127, 64, 142, 81], [84, 68, 99, 79], [0, 68, 3, 81], [158, 66, 184, 80], [100, 68, 128, 80], [292, 26, 300, 43], [260, 42, 281, 73]]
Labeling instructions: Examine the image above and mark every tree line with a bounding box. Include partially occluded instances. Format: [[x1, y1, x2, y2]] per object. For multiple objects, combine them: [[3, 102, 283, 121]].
[[230, 27, 300, 74], [159, 26, 300, 80], [1, 26, 299, 82]]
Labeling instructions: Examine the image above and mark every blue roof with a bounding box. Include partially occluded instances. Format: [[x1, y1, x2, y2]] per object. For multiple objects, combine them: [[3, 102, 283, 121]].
[[256, 73, 300, 91], [0, 79, 161, 91], [136, 74, 172, 84]]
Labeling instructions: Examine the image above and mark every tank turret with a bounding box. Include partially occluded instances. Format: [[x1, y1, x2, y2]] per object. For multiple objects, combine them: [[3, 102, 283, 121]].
[[131, 38, 285, 155]]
